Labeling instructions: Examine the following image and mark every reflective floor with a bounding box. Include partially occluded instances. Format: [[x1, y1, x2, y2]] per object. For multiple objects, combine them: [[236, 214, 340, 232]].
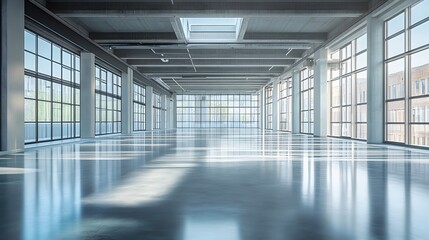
[[1, 129, 429, 240]]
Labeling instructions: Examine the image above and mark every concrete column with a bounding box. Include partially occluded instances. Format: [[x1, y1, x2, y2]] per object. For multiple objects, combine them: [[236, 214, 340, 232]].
[[261, 88, 266, 130], [145, 86, 153, 131], [80, 52, 96, 138], [121, 67, 133, 135], [292, 70, 301, 134], [272, 79, 279, 131], [313, 48, 328, 137], [1, 0, 25, 152], [367, 17, 384, 144], [160, 95, 167, 129], [172, 94, 177, 129]]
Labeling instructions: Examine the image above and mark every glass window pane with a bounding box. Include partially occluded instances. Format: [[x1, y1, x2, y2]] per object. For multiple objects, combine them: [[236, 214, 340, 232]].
[[386, 33, 405, 58], [37, 37, 51, 59], [410, 20, 429, 50], [387, 12, 405, 37], [411, 0, 429, 25], [25, 52, 36, 71], [387, 101, 405, 123], [386, 58, 405, 100], [24, 31, 36, 52], [387, 124, 405, 143], [410, 124, 429, 146], [356, 34, 367, 53]]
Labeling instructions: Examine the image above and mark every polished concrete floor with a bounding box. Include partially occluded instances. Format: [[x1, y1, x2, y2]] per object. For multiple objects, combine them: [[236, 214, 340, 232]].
[[1, 129, 429, 240]]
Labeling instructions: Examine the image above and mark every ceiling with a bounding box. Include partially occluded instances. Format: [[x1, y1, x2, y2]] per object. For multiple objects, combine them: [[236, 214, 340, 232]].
[[44, 0, 378, 93]]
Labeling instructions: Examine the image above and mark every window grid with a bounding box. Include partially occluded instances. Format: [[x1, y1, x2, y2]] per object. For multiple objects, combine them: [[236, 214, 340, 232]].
[[300, 68, 314, 134], [133, 83, 146, 131], [328, 34, 368, 140], [153, 92, 162, 129], [265, 85, 273, 130], [95, 65, 122, 135], [384, 0, 429, 147], [177, 94, 259, 128], [279, 78, 292, 131], [24, 30, 81, 143]]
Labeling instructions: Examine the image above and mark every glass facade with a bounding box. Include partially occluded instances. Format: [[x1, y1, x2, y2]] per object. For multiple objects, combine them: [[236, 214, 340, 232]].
[[95, 65, 122, 135], [385, 0, 429, 146], [328, 34, 367, 140], [133, 83, 146, 131], [265, 85, 273, 129], [153, 92, 162, 129], [279, 78, 292, 131], [177, 94, 259, 128], [24, 30, 81, 143], [300, 68, 314, 134]]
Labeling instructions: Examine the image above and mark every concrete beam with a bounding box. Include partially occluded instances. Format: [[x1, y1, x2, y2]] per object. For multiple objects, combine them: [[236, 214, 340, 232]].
[[128, 58, 295, 67], [244, 32, 327, 42], [90, 32, 179, 43], [138, 67, 285, 74], [49, 2, 368, 17]]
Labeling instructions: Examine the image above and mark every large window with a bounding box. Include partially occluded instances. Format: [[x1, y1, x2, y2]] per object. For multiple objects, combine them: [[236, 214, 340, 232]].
[[153, 92, 162, 129], [279, 78, 292, 131], [328, 34, 367, 140], [133, 83, 146, 131], [24, 30, 81, 143], [95, 66, 122, 135], [300, 68, 314, 134], [385, 0, 429, 147], [265, 85, 273, 129], [177, 94, 259, 128]]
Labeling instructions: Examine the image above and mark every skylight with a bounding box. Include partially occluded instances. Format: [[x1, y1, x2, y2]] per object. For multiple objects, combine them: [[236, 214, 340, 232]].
[[180, 18, 243, 42]]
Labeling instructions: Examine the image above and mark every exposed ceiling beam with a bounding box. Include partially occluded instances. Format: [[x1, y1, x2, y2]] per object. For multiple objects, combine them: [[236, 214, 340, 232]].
[[114, 49, 304, 60], [89, 32, 179, 43], [237, 18, 249, 41], [138, 67, 284, 74], [170, 17, 186, 43], [244, 32, 327, 42], [111, 43, 313, 50], [49, 2, 368, 17], [127, 58, 295, 67]]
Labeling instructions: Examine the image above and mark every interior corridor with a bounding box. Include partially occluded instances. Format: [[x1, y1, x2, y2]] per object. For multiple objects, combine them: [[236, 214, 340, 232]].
[[1, 130, 428, 240]]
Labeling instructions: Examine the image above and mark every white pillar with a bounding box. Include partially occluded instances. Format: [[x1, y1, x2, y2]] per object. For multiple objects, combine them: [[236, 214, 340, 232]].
[[121, 68, 133, 135], [80, 52, 96, 138], [160, 95, 167, 129], [367, 17, 384, 144], [292, 70, 301, 134], [172, 94, 177, 129], [272, 79, 279, 131], [145, 86, 153, 131], [260, 88, 266, 130], [313, 48, 328, 137], [1, 0, 25, 152]]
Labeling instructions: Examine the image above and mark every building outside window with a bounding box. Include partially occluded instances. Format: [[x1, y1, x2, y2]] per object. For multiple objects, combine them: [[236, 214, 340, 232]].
[[328, 33, 367, 140], [177, 94, 259, 128], [279, 77, 292, 131], [265, 85, 273, 130], [24, 30, 81, 143], [153, 92, 162, 129], [384, 0, 429, 146], [95, 65, 122, 135], [133, 83, 146, 131], [300, 68, 314, 134]]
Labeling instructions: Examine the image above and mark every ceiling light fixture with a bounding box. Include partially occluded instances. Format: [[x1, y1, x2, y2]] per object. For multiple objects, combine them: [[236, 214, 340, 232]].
[[268, 66, 274, 71], [161, 58, 169, 63]]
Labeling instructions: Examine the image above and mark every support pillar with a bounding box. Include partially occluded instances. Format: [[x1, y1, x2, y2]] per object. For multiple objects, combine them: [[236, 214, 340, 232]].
[[160, 95, 167, 129], [261, 88, 266, 130], [367, 17, 384, 144], [121, 67, 133, 135], [292, 70, 301, 134], [172, 94, 177, 129], [313, 48, 328, 137], [80, 52, 96, 138], [145, 86, 153, 131], [272, 79, 279, 131], [1, 0, 25, 151]]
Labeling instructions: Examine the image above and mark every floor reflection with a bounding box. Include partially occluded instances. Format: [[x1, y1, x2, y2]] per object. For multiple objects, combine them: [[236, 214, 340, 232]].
[[0, 129, 428, 239]]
